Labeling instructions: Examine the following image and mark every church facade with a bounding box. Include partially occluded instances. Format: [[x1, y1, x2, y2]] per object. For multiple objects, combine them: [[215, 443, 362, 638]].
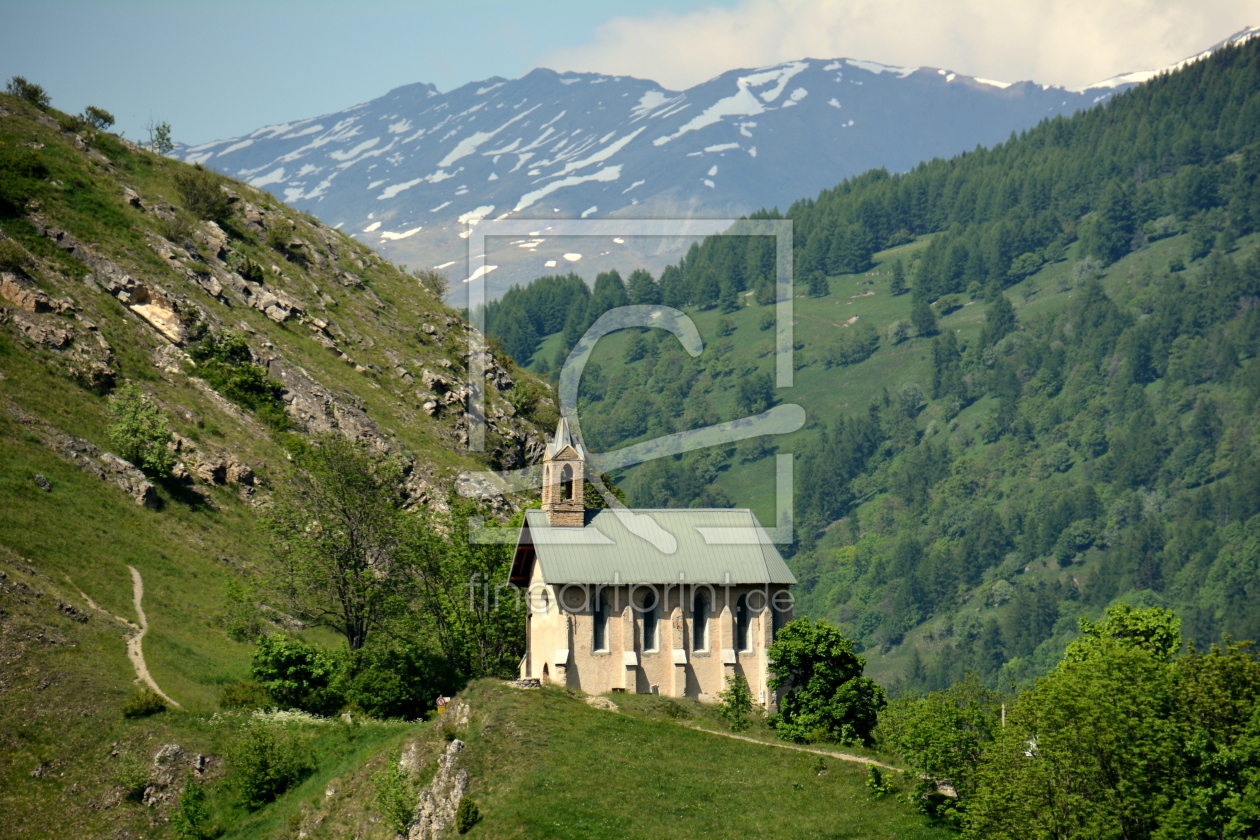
[[510, 419, 796, 706]]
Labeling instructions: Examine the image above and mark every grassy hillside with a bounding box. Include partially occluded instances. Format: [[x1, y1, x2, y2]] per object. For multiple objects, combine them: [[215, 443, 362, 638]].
[[0, 85, 550, 838]]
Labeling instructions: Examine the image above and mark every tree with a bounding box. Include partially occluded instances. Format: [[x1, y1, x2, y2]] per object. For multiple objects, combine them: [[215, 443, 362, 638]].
[[261, 436, 413, 651], [807, 270, 830, 297], [881, 674, 1002, 803], [107, 382, 176, 478], [147, 119, 174, 154], [626, 268, 661, 305], [978, 294, 1017, 349], [405, 500, 525, 680], [1065, 603, 1182, 664], [735, 371, 775, 415], [80, 105, 115, 131], [5, 76, 50, 108], [768, 618, 887, 745], [718, 674, 755, 731], [911, 295, 939, 337], [890, 259, 908, 295], [964, 639, 1181, 839]]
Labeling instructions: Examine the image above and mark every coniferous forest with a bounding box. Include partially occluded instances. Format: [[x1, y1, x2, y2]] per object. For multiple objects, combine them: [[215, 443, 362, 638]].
[[484, 37, 1260, 689]]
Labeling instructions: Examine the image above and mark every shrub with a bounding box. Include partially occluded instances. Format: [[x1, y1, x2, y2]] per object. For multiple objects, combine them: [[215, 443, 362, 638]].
[[228, 723, 309, 808], [107, 383, 176, 478], [6, 76, 50, 108], [338, 638, 456, 721], [717, 674, 755, 731], [188, 332, 290, 430], [122, 686, 168, 718], [218, 680, 272, 710], [767, 618, 886, 745], [173, 164, 233, 226], [413, 268, 448, 299], [170, 774, 212, 840], [373, 752, 415, 834], [226, 250, 265, 283], [455, 796, 480, 834], [251, 634, 343, 716], [866, 764, 893, 796], [80, 105, 116, 131], [265, 219, 296, 253], [821, 323, 880, 367], [0, 237, 31, 273]]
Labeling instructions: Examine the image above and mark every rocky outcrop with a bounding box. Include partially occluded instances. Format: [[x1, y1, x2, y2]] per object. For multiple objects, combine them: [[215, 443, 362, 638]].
[[0, 306, 116, 393], [4, 401, 158, 507], [407, 738, 468, 840]]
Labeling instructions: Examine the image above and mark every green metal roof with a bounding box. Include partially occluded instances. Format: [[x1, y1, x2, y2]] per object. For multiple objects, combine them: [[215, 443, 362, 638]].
[[513, 508, 796, 585]]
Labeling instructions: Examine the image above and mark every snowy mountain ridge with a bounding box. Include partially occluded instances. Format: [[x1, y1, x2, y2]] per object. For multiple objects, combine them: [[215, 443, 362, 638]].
[[180, 28, 1258, 298]]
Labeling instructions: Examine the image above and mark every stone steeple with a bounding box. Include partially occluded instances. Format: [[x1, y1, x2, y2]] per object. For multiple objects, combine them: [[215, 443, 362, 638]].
[[541, 416, 585, 527]]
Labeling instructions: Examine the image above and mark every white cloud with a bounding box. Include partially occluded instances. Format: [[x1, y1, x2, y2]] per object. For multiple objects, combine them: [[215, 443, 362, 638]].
[[539, 0, 1260, 91]]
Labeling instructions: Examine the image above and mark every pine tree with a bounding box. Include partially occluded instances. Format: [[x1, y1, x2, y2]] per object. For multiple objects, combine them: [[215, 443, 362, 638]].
[[911, 295, 938, 337], [890, 259, 907, 295]]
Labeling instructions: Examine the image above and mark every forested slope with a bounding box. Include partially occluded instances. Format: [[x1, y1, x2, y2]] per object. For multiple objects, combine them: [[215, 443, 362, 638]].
[[484, 38, 1260, 692]]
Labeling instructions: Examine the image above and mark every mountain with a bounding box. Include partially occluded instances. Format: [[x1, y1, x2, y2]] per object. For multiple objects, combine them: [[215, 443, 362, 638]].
[[175, 27, 1260, 301], [177, 57, 1137, 299], [479, 33, 1260, 699]]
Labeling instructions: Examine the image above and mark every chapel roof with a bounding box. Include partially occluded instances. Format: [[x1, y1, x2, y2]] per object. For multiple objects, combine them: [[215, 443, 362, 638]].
[[510, 507, 796, 586]]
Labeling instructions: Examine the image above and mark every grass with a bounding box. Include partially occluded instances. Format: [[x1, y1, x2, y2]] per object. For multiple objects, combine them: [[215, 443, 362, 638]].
[[441, 681, 949, 840]]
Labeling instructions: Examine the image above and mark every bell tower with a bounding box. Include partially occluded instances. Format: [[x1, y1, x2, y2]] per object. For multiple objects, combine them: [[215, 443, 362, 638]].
[[542, 416, 586, 527]]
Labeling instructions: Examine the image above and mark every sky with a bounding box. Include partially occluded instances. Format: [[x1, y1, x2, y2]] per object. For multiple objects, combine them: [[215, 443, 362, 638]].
[[2, 0, 1258, 146]]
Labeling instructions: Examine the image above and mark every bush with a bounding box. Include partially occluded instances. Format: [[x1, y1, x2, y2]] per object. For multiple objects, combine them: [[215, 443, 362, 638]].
[[717, 674, 755, 731], [218, 680, 272, 710], [250, 634, 342, 716], [122, 686, 168, 718], [114, 752, 151, 802], [866, 764, 893, 796], [373, 752, 415, 834], [6, 76, 50, 108], [0, 237, 31, 273], [821, 323, 880, 367], [228, 723, 309, 808], [188, 331, 290, 430], [173, 164, 233, 226], [170, 774, 212, 840], [338, 639, 455, 721], [413, 268, 448, 299], [80, 105, 115, 131], [107, 383, 176, 478], [455, 796, 481, 834]]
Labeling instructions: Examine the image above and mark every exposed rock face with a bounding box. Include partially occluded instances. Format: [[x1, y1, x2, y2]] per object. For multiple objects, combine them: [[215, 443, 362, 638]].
[[407, 738, 468, 840], [3, 401, 158, 507], [0, 306, 117, 393]]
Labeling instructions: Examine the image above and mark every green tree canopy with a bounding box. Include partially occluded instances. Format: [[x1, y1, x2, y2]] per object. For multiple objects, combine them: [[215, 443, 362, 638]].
[[768, 618, 886, 745]]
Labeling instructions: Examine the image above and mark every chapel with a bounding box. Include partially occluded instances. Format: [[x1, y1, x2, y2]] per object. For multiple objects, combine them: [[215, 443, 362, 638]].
[[510, 418, 796, 706]]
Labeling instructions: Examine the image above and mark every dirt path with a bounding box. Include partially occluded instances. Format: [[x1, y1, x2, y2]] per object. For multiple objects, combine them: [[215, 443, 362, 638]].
[[69, 566, 179, 707], [682, 722, 900, 771]]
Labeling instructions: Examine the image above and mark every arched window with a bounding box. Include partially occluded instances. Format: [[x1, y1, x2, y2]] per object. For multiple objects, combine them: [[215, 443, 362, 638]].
[[692, 592, 708, 650], [771, 590, 784, 639], [736, 594, 750, 651], [641, 594, 658, 651], [560, 463, 574, 501], [593, 590, 609, 651]]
